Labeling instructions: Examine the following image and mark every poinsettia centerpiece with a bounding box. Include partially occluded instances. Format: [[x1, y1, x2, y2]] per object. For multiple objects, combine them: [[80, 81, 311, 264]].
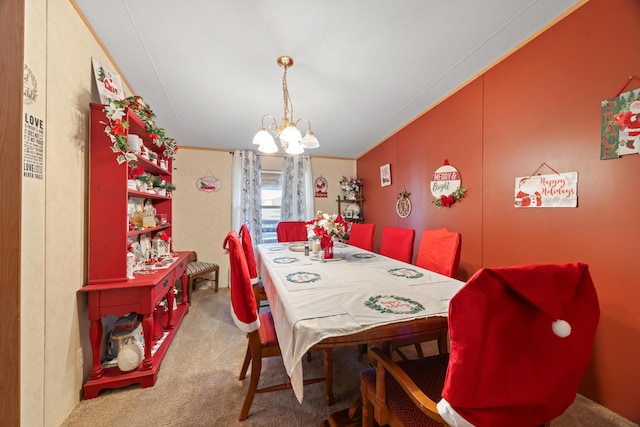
[[307, 211, 348, 247]]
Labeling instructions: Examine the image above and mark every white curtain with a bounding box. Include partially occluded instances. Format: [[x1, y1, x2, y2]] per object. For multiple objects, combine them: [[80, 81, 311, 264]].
[[231, 150, 262, 243], [281, 154, 314, 221]]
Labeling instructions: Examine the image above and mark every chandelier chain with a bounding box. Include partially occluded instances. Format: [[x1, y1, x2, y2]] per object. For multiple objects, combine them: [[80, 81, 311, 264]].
[[282, 64, 293, 127]]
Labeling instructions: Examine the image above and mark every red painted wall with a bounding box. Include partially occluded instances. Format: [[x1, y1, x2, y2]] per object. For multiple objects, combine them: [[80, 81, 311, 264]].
[[357, 0, 640, 422]]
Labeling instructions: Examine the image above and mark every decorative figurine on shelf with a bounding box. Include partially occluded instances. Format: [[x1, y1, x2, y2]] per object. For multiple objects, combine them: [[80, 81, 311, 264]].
[[143, 199, 156, 228], [339, 176, 363, 200], [152, 231, 172, 257]]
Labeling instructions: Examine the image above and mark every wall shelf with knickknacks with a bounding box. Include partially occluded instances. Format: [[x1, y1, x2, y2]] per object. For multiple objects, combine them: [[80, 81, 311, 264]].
[[337, 197, 364, 223]]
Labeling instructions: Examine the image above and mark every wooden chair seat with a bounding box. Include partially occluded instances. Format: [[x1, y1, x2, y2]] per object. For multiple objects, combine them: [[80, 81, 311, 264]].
[[186, 251, 219, 304], [361, 352, 450, 427]]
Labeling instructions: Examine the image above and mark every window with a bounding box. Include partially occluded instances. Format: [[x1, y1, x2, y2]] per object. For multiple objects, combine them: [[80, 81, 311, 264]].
[[260, 170, 282, 243]]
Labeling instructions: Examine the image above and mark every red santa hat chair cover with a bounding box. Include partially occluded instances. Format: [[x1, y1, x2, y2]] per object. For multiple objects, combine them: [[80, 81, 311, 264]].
[[222, 231, 259, 333], [239, 223, 268, 308], [239, 224, 259, 285], [361, 262, 599, 427]]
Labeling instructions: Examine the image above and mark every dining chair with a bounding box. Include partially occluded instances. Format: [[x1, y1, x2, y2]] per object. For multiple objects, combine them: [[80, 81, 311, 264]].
[[392, 228, 461, 359], [379, 226, 415, 263], [347, 223, 375, 251], [239, 224, 268, 310], [415, 228, 462, 278], [276, 221, 309, 242], [361, 262, 600, 427], [223, 230, 327, 421]]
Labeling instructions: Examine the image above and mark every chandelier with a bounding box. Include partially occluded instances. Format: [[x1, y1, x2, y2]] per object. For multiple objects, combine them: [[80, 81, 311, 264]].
[[252, 56, 319, 155]]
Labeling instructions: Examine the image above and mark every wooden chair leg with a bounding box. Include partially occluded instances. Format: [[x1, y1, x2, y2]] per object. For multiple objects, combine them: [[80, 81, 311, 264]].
[[239, 341, 251, 380], [414, 342, 424, 358], [239, 339, 261, 421], [361, 381, 373, 427]]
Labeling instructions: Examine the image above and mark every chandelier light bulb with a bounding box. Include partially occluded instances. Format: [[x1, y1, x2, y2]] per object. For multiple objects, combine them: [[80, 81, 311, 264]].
[[258, 137, 279, 154], [285, 139, 304, 155], [252, 128, 272, 146], [279, 123, 302, 145], [300, 130, 319, 149]]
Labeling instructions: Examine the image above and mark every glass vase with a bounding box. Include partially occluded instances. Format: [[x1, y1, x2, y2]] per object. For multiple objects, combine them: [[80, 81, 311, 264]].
[[321, 240, 334, 259]]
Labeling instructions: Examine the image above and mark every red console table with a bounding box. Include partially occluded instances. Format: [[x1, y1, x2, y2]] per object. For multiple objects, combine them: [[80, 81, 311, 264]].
[[79, 251, 189, 399]]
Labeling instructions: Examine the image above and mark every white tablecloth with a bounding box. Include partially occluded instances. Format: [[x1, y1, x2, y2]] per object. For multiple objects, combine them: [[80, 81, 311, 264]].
[[257, 242, 465, 402]]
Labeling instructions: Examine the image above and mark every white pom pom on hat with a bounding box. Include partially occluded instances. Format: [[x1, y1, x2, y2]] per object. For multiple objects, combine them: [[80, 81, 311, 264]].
[[552, 319, 571, 338]]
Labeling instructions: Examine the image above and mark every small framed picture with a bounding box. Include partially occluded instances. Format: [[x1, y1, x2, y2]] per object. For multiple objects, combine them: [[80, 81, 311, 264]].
[[345, 210, 353, 218], [380, 163, 391, 187]]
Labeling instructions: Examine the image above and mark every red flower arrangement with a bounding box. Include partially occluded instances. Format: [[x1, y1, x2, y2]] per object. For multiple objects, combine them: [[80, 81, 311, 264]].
[[307, 211, 348, 247], [127, 164, 145, 180]]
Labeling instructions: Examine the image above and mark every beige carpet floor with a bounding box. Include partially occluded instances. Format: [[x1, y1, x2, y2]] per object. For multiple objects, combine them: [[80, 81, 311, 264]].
[[62, 286, 637, 427]]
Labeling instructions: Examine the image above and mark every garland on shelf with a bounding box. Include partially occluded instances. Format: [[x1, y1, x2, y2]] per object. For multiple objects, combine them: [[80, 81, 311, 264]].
[[102, 96, 179, 164], [432, 187, 467, 208]]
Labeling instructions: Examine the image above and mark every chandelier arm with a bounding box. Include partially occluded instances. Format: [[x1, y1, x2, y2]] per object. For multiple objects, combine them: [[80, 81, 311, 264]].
[[295, 117, 312, 132], [260, 114, 278, 135]]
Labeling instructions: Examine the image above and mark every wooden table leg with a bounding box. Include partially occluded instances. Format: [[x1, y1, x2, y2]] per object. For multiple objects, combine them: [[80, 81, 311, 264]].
[[324, 348, 334, 405]]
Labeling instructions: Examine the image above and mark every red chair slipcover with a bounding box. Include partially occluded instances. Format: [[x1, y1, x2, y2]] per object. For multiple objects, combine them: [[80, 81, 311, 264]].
[[276, 221, 308, 242], [442, 262, 599, 425], [239, 224, 259, 285], [415, 228, 461, 278], [222, 231, 259, 333], [348, 223, 375, 251], [379, 226, 415, 263]]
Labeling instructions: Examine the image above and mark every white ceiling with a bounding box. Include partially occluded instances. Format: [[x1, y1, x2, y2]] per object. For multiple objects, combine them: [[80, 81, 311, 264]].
[[74, 0, 581, 159]]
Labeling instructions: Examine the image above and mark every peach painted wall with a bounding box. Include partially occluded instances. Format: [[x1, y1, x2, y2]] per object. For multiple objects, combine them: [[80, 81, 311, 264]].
[[357, 0, 640, 422]]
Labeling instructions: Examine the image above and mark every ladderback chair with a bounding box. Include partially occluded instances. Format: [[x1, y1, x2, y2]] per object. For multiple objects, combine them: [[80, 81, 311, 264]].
[[239, 224, 268, 309], [276, 221, 308, 242], [361, 263, 600, 427], [348, 223, 375, 251], [223, 231, 327, 421], [379, 226, 415, 263]]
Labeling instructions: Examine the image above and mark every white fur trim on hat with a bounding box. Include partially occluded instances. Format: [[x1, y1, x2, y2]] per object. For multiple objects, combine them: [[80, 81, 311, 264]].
[[437, 398, 475, 427]]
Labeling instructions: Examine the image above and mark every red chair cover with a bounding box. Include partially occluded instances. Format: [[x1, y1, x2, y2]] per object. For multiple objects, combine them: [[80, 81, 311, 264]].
[[239, 224, 259, 285], [415, 228, 461, 278], [276, 221, 308, 242], [442, 262, 599, 426], [379, 226, 415, 263], [348, 223, 375, 251], [223, 231, 259, 333]]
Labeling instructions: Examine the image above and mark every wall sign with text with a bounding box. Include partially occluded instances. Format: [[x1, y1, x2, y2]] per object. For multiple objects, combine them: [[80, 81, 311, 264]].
[[430, 160, 466, 208], [514, 172, 578, 208]]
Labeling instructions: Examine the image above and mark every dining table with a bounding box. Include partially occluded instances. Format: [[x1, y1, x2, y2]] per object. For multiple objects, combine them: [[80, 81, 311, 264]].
[[256, 241, 465, 405]]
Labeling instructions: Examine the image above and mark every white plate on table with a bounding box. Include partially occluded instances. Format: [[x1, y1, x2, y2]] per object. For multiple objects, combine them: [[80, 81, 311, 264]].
[[310, 255, 344, 262], [289, 243, 308, 252]]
